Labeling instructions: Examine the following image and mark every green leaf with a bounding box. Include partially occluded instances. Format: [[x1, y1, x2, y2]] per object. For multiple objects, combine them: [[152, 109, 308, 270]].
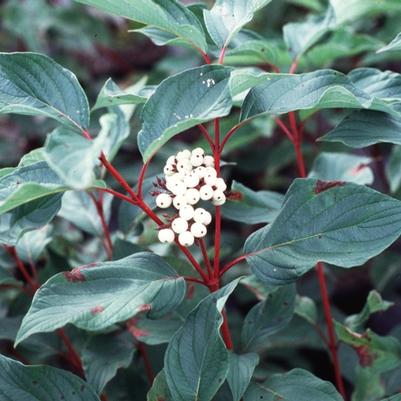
[[82, 331, 135, 393], [203, 0, 272, 50], [58, 191, 112, 236], [16, 226, 52, 263], [148, 370, 172, 401], [283, 6, 336, 59], [244, 178, 401, 285], [378, 33, 401, 53], [386, 145, 401, 193], [92, 77, 150, 111], [309, 152, 373, 185], [223, 38, 278, 66], [222, 180, 284, 224], [0, 162, 68, 215], [381, 396, 401, 401], [349, 68, 401, 101], [0, 195, 61, 246], [241, 70, 396, 121], [241, 284, 296, 351], [335, 323, 401, 401], [138, 65, 233, 161], [244, 368, 343, 401], [305, 29, 382, 69], [164, 280, 239, 401], [74, 0, 207, 52], [329, 0, 401, 24], [321, 110, 401, 147], [345, 290, 393, 332], [0, 353, 100, 401], [294, 295, 318, 325], [227, 352, 259, 401], [15, 252, 186, 345], [0, 52, 89, 130], [43, 127, 107, 190], [0, 267, 20, 287]]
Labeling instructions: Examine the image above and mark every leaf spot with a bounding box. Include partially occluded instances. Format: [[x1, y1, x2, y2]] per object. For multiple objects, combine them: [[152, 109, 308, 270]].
[[314, 180, 345, 194], [90, 306, 104, 315]]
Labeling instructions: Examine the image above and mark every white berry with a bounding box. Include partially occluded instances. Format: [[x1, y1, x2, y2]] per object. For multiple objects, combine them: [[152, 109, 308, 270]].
[[170, 181, 186, 196], [184, 173, 200, 188], [191, 222, 207, 238], [179, 204, 195, 220], [199, 185, 214, 200], [192, 147, 205, 157], [202, 211, 212, 225], [178, 231, 194, 247], [172, 217, 188, 234], [204, 167, 217, 179], [163, 165, 174, 176], [215, 177, 227, 191], [185, 188, 200, 205], [173, 195, 187, 209], [156, 193, 172, 209], [203, 155, 214, 167], [176, 159, 192, 172], [158, 228, 175, 243], [194, 166, 206, 178], [194, 208, 208, 224], [166, 156, 176, 166], [191, 154, 204, 167], [204, 174, 217, 186], [177, 150, 191, 160], [213, 190, 226, 206]]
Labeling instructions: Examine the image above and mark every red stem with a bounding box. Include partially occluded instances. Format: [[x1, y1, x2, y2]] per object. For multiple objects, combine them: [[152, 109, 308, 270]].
[[289, 59, 299, 74], [219, 254, 247, 277], [221, 310, 233, 349], [213, 119, 222, 279], [274, 118, 294, 142], [137, 160, 150, 199], [184, 276, 208, 286], [284, 106, 346, 399], [316, 262, 347, 400], [220, 122, 245, 151], [198, 124, 215, 151], [96, 187, 138, 206], [199, 239, 213, 278], [199, 49, 211, 64], [137, 342, 155, 386], [4, 245, 38, 292], [89, 193, 113, 260], [57, 329, 84, 376], [218, 47, 227, 65]]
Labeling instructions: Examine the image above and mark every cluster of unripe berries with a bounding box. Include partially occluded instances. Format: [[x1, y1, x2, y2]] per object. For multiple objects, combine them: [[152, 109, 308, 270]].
[[155, 148, 227, 247]]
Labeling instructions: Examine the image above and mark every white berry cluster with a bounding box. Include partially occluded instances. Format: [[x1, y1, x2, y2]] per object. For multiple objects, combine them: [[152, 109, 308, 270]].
[[155, 148, 227, 247]]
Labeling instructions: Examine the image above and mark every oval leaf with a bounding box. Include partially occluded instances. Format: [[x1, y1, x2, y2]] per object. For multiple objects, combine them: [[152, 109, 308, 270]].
[[244, 178, 401, 285], [244, 368, 342, 401], [0, 52, 89, 130], [0, 353, 100, 401], [164, 280, 239, 401], [16, 252, 186, 345], [138, 65, 233, 161]]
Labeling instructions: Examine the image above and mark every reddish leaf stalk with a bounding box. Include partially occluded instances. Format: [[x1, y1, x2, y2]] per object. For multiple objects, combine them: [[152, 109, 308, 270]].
[[199, 239, 213, 278], [218, 47, 227, 65], [198, 124, 215, 151], [280, 105, 346, 399], [89, 192, 113, 260], [137, 159, 150, 199], [57, 329, 84, 376], [137, 342, 155, 386], [221, 310, 233, 350], [199, 49, 211, 64]]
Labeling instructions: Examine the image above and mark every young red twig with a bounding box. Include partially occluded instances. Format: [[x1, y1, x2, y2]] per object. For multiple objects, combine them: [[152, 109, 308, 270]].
[[289, 59, 299, 74], [219, 122, 246, 151], [316, 262, 347, 399], [198, 124, 215, 151], [199, 49, 211, 64], [4, 245, 38, 292], [221, 310, 233, 350], [137, 160, 150, 199], [184, 276, 208, 286], [88, 192, 113, 260], [219, 254, 248, 277], [274, 118, 294, 142], [199, 239, 213, 278], [218, 47, 227, 65], [96, 187, 139, 206], [137, 342, 155, 386], [57, 329, 84, 376]]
